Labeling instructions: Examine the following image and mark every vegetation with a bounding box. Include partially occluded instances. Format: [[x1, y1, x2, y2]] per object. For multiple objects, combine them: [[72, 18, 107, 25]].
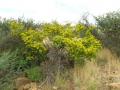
[[95, 11, 120, 55], [0, 11, 120, 90]]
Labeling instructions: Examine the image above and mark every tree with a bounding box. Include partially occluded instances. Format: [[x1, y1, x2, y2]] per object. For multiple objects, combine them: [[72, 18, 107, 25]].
[[95, 11, 120, 55]]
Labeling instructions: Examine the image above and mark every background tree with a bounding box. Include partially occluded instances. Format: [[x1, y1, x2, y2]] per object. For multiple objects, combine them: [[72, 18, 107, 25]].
[[95, 11, 120, 55]]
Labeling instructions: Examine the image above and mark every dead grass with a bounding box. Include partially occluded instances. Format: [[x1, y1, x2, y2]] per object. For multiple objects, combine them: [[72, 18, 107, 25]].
[[39, 48, 120, 90]]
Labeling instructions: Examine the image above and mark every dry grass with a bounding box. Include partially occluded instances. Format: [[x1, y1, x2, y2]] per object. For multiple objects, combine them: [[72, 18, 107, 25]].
[[39, 48, 120, 90]]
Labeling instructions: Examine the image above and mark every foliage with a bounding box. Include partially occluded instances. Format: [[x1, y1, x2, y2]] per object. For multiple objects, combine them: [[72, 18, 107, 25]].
[[9, 19, 24, 36], [0, 18, 101, 66], [53, 24, 101, 64], [41, 21, 64, 37], [0, 51, 13, 69], [0, 18, 102, 89], [95, 11, 120, 32], [95, 11, 120, 55], [25, 66, 43, 81], [20, 29, 47, 62], [0, 19, 27, 51]]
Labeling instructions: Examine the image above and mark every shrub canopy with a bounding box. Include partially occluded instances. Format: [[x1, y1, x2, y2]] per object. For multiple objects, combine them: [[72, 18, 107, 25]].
[[0, 19, 101, 65]]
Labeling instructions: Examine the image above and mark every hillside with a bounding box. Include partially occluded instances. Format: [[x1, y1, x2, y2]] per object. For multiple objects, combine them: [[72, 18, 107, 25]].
[[0, 11, 120, 90]]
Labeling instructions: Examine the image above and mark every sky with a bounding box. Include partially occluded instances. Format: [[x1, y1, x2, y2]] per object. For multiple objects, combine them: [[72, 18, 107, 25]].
[[0, 0, 120, 23]]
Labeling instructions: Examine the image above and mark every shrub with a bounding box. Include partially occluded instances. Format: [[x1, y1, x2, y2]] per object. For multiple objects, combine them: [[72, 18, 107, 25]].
[[20, 22, 101, 65], [95, 11, 120, 55], [0, 18, 101, 66], [20, 29, 47, 63], [25, 66, 43, 81], [0, 51, 12, 69], [53, 24, 101, 64]]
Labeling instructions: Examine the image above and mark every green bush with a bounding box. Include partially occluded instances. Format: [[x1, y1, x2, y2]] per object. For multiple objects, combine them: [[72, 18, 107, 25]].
[[95, 11, 120, 55], [0, 51, 12, 69], [25, 66, 43, 81]]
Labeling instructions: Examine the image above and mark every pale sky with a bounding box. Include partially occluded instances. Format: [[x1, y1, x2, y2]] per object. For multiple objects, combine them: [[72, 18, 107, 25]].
[[0, 0, 120, 23]]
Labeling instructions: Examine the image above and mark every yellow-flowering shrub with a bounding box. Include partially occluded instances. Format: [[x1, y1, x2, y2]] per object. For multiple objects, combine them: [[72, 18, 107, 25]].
[[9, 19, 24, 36], [20, 29, 47, 61], [41, 21, 64, 37], [11, 21, 101, 65], [53, 35, 101, 64]]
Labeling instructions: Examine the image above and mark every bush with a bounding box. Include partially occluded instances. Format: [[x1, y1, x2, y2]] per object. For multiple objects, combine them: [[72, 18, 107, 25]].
[[95, 11, 120, 55], [25, 66, 43, 81], [0, 18, 102, 89], [0, 50, 18, 70], [20, 22, 101, 66], [0, 18, 101, 67]]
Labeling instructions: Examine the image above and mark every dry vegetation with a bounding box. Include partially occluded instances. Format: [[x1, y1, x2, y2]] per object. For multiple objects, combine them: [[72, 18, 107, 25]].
[[38, 48, 120, 90]]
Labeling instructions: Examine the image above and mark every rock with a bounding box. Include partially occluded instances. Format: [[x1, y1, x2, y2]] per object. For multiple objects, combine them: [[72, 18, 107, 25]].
[[14, 77, 31, 90], [23, 82, 37, 90]]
